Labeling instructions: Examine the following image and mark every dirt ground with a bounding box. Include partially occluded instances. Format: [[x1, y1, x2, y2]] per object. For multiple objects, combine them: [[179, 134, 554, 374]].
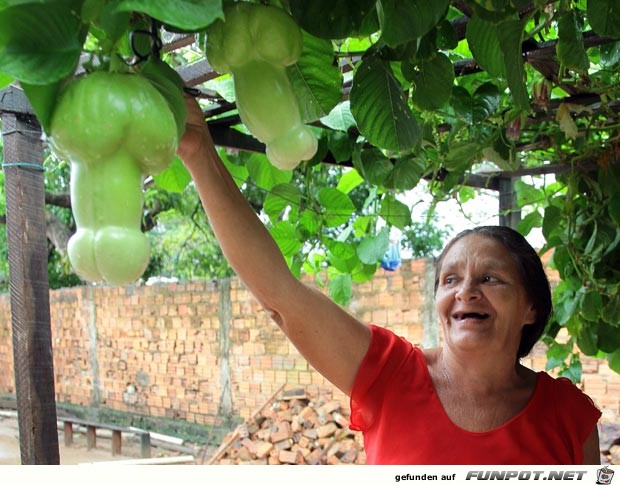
[[0, 412, 199, 465]]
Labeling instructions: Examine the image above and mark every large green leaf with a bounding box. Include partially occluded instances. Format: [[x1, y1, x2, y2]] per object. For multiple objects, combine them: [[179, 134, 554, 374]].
[[466, 15, 504, 77], [378, 0, 450, 46], [410, 52, 454, 110], [497, 18, 529, 109], [289, 0, 377, 39], [287, 31, 343, 123], [329, 271, 353, 305], [386, 156, 425, 190], [357, 226, 390, 264], [263, 183, 301, 222], [350, 53, 420, 152], [588, 0, 620, 39], [450, 82, 501, 124], [0, 72, 12, 88], [379, 195, 411, 229], [556, 10, 590, 71], [152, 157, 191, 193], [444, 141, 481, 172], [318, 187, 355, 227], [140, 58, 187, 140], [0, 0, 86, 84], [114, 0, 223, 30], [354, 147, 394, 185], [321, 101, 356, 131], [20, 80, 62, 133], [246, 153, 293, 190], [270, 221, 302, 257]]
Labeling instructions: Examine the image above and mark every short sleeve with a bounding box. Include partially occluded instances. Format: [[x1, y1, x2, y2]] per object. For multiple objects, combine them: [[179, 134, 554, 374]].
[[349, 325, 415, 431], [554, 377, 602, 462]]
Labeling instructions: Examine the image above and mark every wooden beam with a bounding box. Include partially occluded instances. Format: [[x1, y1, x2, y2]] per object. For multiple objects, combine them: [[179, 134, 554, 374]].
[[1, 109, 59, 465]]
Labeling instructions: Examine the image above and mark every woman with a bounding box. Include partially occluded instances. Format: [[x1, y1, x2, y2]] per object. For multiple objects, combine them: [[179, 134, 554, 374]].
[[177, 96, 601, 464]]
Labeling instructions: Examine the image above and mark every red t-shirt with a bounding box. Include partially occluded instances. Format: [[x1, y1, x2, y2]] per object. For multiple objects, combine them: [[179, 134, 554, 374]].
[[350, 325, 601, 464]]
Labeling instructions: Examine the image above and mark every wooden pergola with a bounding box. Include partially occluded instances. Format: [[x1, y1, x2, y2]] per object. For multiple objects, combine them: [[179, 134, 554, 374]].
[[1, 20, 618, 464]]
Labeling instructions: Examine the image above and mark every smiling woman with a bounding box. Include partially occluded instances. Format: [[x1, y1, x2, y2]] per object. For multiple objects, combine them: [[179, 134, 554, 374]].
[[178, 96, 602, 465]]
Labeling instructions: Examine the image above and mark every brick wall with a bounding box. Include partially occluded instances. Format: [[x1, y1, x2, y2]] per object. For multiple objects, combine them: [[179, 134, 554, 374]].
[[0, 258, 618, 426]]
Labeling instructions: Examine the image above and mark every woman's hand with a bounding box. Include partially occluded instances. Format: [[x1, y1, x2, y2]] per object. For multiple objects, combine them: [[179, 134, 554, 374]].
[[177, 95, 217, 172]]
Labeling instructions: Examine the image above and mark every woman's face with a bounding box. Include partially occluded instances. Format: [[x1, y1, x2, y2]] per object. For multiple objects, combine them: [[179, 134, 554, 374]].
[[434, 234, 537, 357]]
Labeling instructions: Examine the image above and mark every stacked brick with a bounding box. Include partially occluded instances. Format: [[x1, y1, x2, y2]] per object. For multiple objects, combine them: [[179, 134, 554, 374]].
[[210, 389, 365, 465]]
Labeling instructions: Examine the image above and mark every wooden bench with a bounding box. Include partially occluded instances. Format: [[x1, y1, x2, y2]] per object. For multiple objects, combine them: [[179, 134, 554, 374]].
[[58, 417, 151, 458]]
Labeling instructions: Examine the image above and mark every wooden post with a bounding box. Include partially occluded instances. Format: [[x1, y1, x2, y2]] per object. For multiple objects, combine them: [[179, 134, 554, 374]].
[[498, 176, 521, 229], [1, 86, 60, 465], [140, 432, 152, 458]]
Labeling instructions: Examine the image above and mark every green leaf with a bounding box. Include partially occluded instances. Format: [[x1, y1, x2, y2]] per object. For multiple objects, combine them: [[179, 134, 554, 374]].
[[436, 19, 458, 49], [609, 192, 620, 227], [0, 0, 86, 84], [355, 147, 394, 186], [602, 296, 620, 326], [379, 196, 412, 229], [246, 153, 292, 190], [587, 0, 620, 39], [114, 0, 223, 30], [329, 271, 353, 305], [353, 215, 372, 237], [287, 31, 343, 123], [270, 221, 302, 257], [357, 226, 390, 264], [556, 11, 590, 71], [328, 131, 355, 163], [318, 187, 355, 227], [514, 180, 544, 207], [545, 341, 572, 370], [410, 52, 455, 110], [152, 157, 191, 193], [220, 151, 248, 188], [20, 80, 61, 133], [337, 168, 364, 194], [496, 18, 529, 109], [600, 41, 620, 67], [140, 58, 187, 140], [466, 15, 505, 78], [517, 210, 542, 236], [299, 210, 321, 234], [608, 348, 620, 374], [386, 156, 425, 190], [444, 141, 481, 172], [350, 53, 420, 152], [378, 0, 450, 46], [263, 183, 301, 222], [289, 0, 377, 39], [559, 355, 582, 383], [450, 83, 501, 124], [581, 289, 603, 322], [597, 323, 620, 352], [577, 325, 599, 356], [0, 71, 12, 88], [321, 100, 356, 131], [543, 205, 563, 240]]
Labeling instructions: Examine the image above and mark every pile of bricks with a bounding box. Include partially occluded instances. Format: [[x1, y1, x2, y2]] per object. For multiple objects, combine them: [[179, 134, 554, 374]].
[[209, 388, 365, 465]]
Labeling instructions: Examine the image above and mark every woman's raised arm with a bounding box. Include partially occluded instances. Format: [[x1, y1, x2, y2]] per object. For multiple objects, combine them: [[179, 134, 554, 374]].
[[177, 96, 371, 395]]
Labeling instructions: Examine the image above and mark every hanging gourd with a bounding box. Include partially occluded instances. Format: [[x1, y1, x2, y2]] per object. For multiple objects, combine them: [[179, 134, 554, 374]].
[[205, 2, 318, 170]]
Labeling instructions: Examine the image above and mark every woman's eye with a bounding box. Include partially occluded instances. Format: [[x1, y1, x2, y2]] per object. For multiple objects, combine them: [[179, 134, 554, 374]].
[[444, 276, 456, 285], [483, 275, 498, 283]]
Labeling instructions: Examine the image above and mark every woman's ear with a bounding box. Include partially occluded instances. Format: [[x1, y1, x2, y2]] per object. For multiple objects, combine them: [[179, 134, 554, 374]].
[[524, 303, 537, 326]]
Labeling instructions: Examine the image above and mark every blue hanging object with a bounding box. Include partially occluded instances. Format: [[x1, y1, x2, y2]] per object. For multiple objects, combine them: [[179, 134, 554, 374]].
[[380, 241, 401, 271]]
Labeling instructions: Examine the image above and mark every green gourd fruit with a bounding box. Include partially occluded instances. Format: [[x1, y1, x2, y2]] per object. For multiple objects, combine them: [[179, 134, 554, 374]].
[[205, 3, 318, 170], [49, 71, 178, 286]]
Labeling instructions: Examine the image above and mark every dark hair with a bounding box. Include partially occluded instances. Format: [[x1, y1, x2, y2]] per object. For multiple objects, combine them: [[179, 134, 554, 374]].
[[433, 226, 552, 359]]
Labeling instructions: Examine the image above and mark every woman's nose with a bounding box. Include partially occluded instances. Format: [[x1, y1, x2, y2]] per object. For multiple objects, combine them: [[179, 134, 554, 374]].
[[455, 278, 482, 301]]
